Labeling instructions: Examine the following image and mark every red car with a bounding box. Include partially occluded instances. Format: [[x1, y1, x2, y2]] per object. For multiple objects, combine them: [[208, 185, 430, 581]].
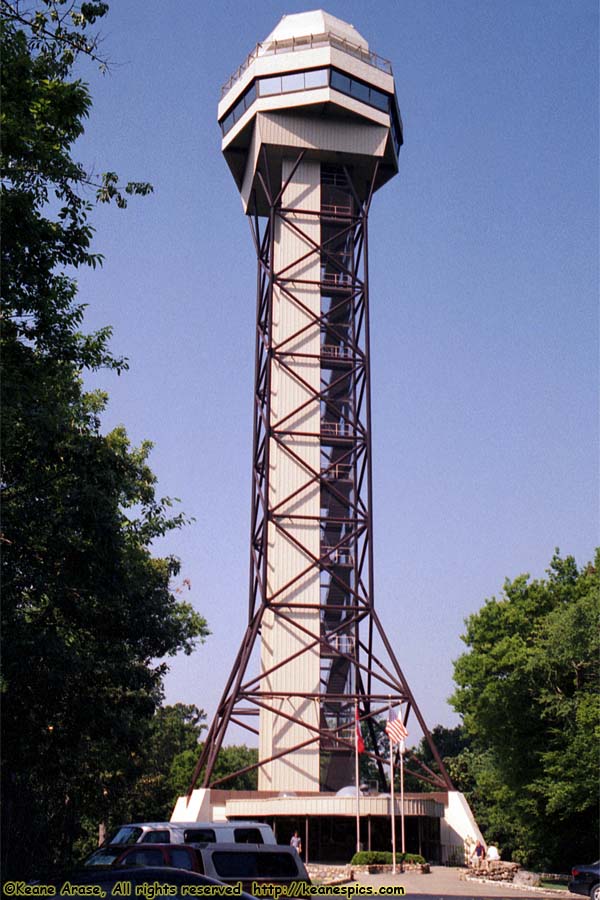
[[85, 843, 202, 871]]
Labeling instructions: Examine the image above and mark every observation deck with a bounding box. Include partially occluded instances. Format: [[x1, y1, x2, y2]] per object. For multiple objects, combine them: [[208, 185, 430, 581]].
[[217, 10, 402, 214]]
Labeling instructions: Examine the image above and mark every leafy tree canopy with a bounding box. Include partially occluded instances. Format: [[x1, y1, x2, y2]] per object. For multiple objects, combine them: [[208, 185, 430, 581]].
[[450, 550, 599, 869], [95, 705, 206, 835], [402, 724, 471, 793], [1, 0, 208, 878], [170, 744, 259, 798], [357, 716, 465, 793]]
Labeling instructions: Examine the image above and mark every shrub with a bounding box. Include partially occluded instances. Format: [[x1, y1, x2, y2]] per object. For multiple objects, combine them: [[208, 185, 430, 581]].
[[350, 851, 426, 865]]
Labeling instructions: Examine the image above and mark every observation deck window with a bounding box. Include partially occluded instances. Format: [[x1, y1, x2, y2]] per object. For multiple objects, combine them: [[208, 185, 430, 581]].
[[260, 75, 282, 96], [219, 66, 395, 138], [220, 82, 257, 135], [258, 68, 328, 98], [282, 72, 305, 92], [390, 101, 403, 156], [330, 68, 390, 114], [305, 69, 329, 89]]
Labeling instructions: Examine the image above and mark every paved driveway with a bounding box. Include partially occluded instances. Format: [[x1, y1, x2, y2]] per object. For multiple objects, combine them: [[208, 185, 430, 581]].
[[351, 866, 566, 899]]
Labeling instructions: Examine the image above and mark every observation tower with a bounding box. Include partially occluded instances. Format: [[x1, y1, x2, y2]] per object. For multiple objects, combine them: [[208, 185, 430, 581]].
[[176, 17, 487, 860], [186, 9, 450, 796]]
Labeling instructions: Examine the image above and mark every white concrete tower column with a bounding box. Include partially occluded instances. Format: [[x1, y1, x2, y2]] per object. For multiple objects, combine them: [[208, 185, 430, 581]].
[[259, 156, 322, 790]]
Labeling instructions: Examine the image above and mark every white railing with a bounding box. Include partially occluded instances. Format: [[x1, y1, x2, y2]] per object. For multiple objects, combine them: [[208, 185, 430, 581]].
[[321, 344, 352, 359], [322, 545, 354, 566], [322, 271, 353, 287], [324, 633, 355, 654], [321, 421, 352, 438], [221, 31, 392, 98], [320, 203, 353, 218]]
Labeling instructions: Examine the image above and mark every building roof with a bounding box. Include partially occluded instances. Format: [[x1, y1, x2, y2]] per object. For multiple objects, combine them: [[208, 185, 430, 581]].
[[261, 10, 369, 50]]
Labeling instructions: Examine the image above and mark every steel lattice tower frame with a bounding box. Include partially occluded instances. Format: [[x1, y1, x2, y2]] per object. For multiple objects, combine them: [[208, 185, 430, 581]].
[[188, 12, 453, 797]]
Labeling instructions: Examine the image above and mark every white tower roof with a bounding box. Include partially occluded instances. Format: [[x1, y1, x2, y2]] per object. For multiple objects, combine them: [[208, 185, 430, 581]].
[[262, 10, 369, 50]]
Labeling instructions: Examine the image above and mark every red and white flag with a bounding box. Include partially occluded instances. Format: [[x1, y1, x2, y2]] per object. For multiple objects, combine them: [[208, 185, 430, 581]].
[[355, 707, 365, 754], [385, 707, 408, 745]]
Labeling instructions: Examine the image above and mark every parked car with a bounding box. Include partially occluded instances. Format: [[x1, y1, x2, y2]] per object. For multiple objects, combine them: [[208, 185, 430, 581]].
[[35, 866, 259, 899], [84, 842, 202, 871], [106, 820, 276, 846], [569, 862, 600, 900], [192, 842, 310, 895]]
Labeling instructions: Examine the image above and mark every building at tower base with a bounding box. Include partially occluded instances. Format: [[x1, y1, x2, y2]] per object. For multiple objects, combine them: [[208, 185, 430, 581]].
[[172, 788, 484, 865]]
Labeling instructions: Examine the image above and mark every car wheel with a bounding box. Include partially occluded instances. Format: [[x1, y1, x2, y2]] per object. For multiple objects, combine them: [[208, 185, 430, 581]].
[[590, 884, 600, 900]]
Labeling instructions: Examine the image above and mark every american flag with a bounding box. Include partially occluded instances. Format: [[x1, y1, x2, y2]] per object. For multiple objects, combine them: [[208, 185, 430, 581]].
[[385, 707, 408, 745], [355, 706, 365, 755]]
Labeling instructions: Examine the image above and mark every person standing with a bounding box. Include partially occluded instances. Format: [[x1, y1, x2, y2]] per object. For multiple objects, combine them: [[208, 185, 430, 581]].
[[290, 830, 302, 858], [471, 840, 485, 870], [486, 844, 500, 869]]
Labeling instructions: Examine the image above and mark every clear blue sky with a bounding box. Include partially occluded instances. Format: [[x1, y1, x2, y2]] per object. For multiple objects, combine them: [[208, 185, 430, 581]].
[[76, 0, 598, 741]]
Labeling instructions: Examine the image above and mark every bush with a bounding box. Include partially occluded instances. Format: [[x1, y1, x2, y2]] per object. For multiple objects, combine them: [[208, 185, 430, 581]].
[[350, 851, 426, 866]]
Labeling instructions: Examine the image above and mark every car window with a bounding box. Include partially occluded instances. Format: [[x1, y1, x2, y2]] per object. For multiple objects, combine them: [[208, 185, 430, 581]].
[[254, 853, 298, 877], [170, 849, 195, 871], [122, 848, 166, 867], [184, 828, 216, 843], [108, 827, 143, 844], [211, 851, 256, 878], [211, 851, 298, 878], [85, 848, 122, 866], [141, 830, 171, 843], [234, 828, 264, 844]]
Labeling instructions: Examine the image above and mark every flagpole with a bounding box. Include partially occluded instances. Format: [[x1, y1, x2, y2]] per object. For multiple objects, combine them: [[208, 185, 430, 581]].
[[354, 700, 361, 854], [399, 737, 406, 855], [389, 703, 397, 874]]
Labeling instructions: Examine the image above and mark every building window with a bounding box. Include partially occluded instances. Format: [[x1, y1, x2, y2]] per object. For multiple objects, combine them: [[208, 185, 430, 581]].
[[330, 68, 391, 115], [260, 75, 282, 96], [220, 67, 395, 137], [220, 82, 258, 135], [305, 69, 328, 89], [258, 68, 329, 98], [281, 72, 305, 93]]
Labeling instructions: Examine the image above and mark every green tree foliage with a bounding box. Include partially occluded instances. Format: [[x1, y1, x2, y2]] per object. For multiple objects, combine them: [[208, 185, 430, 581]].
[[71, 704, 207, 861], [72, 710, 259, 862], [122, 704, 207, 823], [450, 551, 599, 870], [1, 1, 208, 878], [403, 725, 471, 793], [211, 744, 260, 790], [357, 715, 386, 787], [358, 717, 467, 793], [170, 744, 259, 797]]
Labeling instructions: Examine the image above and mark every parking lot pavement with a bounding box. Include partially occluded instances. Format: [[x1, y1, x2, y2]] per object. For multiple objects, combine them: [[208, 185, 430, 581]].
[[351, 866, 567, 899]]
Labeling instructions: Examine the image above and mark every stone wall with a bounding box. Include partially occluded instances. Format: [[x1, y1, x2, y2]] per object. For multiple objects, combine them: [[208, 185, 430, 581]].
[[465, 862, 523, 883], [306, 863, 430, 884], [306, 864, 352, 884]]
